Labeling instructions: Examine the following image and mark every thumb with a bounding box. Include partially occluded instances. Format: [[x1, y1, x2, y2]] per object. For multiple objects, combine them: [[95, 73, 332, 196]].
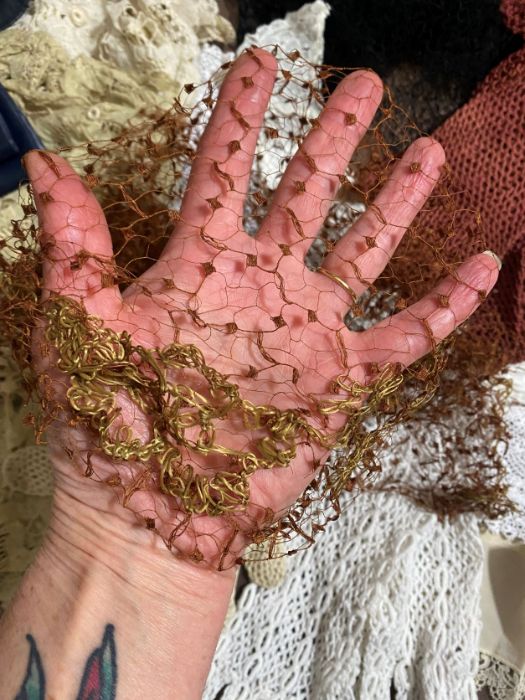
[[24, 150, 116, 305]]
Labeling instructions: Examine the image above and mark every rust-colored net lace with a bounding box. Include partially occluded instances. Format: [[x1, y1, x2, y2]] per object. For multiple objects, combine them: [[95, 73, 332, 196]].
[[0, 46, 511, 569]]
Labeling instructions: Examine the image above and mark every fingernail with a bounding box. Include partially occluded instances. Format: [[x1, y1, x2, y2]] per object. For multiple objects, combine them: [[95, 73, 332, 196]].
[[21, 149, 42, 175], [482, 250, 502, 270]]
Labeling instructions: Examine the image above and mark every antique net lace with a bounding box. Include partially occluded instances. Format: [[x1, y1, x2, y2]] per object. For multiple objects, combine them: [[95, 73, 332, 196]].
[[0, 2, 523, 698]]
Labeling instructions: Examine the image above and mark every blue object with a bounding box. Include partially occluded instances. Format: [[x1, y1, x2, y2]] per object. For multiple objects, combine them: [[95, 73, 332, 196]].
[[0, 0, 30, 31], [0, 84, 43, 196]]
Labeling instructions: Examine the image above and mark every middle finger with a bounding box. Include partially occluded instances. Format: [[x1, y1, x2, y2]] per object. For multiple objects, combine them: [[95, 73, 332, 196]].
[[259, 69, 383, 260]]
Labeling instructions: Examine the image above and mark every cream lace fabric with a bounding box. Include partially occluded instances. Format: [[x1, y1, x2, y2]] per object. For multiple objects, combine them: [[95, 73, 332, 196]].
[[14, 0, 234, 68], [8, 0, 234, 145], [1, 2, 525, 698], [0, 349, 53, 612], [0, 0, 234, 242]]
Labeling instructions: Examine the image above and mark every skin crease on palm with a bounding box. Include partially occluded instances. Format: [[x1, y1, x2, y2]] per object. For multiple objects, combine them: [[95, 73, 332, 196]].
[[23, 48, 500, 567]]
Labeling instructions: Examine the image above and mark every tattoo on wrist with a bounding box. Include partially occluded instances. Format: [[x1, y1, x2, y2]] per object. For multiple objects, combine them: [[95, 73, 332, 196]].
[[15, 634, 45, 700], [15, 624, 117, 700]]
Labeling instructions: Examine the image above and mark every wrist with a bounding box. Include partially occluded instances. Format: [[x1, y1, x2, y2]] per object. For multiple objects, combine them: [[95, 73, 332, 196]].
[[4, 485, 237, 698], [45, 484, 237, 606]]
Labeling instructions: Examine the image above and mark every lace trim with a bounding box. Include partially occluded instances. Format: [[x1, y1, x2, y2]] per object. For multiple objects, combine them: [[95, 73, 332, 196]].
[[476, 652, 525, 700], [483, 364, 525, 543]]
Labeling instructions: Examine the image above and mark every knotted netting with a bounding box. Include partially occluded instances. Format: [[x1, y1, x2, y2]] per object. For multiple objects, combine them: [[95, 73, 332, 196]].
[[0, 47, 509, 569]]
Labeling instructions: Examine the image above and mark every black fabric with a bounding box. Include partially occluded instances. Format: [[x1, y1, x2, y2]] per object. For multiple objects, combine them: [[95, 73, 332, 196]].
[[0, 85, 43, 196], [237, 0, 521, 132], [0, 0, 29, 31]]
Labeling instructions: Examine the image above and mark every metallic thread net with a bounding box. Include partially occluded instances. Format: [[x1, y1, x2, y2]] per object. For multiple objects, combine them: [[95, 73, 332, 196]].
[[0, 47, 511, 569]]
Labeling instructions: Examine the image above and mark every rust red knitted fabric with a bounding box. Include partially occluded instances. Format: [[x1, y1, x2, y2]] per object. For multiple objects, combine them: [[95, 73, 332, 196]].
[[426, 0, 525, 365]]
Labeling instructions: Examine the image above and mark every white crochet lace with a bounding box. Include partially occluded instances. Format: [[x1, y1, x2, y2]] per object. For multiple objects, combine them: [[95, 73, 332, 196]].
[[206, 370, 525, 700], [206, 491, 484, 700], [205, 368, 525, 700], [484, 367, 525, 543], [477, 653, 525, 700]]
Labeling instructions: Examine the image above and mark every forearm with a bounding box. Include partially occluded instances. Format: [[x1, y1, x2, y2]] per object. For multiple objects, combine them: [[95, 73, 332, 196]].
[[0, 489, 236, 699]]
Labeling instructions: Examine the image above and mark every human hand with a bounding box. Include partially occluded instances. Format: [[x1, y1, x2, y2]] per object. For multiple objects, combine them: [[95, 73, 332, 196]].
[[24, 48, 500, 568]]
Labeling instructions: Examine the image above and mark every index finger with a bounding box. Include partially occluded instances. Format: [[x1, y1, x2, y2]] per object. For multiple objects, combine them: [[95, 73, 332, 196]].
[[160, 48, 277, 258]]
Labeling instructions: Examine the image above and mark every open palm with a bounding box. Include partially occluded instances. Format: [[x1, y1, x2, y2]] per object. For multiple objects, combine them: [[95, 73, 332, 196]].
[[25, 49, 498, 566]]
